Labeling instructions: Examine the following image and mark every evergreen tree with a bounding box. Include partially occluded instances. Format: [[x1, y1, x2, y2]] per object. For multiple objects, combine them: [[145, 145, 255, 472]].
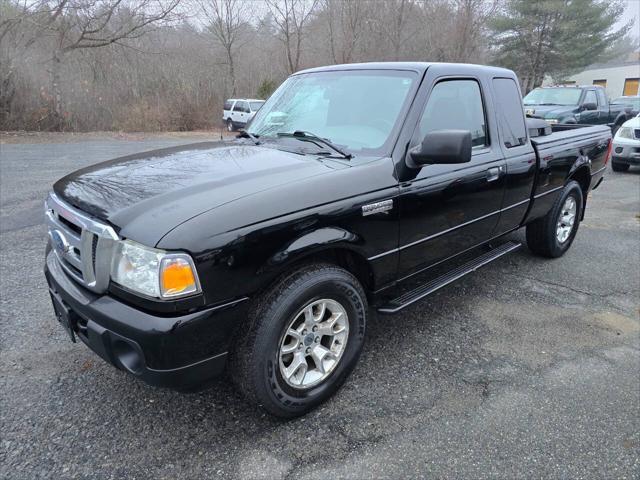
[[490, 0, 631, 92]]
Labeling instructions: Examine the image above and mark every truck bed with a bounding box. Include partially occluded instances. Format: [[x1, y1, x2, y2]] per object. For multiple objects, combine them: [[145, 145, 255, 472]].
[[526, 123, 611, 223], [531, 123, 611, 149]]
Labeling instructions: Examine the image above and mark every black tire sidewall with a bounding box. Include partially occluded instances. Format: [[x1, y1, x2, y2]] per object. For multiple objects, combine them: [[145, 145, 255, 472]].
[[612, 161, 629, 172], [253, 269, 366, 416], [549, 182, 583, 256]]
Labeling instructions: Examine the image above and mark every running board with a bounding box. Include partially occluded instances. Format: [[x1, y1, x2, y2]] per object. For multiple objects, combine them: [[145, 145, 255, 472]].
[[378, 241, 521, 314]]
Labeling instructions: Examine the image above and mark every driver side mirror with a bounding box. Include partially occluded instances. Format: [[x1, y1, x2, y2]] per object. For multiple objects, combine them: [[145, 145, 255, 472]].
[[408, 129, 472, 166], [582, 102, 597, 111]]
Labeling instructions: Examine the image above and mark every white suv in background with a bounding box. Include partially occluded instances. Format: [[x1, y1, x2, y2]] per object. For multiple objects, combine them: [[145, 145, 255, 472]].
[[611, 113, 640, 172], [222, 99, 265, 132]]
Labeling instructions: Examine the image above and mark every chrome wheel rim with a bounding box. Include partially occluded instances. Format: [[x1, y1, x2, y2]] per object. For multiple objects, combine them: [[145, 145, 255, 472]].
[[227, 121, 232, 131], [556, 196, 577, 243], [278, 299, 349, 389]]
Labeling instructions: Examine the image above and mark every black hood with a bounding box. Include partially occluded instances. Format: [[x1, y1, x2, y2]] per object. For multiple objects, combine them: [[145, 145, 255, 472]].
[[54, 142, 335, 246]]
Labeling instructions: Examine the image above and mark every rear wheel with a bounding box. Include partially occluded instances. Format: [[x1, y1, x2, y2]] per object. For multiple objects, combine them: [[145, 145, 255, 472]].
[[526, 181, 583, 258], [229, 264, 367, 418], [226, 118, 235, 132], [611, 160, 629, 172]]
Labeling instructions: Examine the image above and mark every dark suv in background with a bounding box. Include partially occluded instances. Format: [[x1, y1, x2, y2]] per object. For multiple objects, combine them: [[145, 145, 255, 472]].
[[523, 85, 634, 133]]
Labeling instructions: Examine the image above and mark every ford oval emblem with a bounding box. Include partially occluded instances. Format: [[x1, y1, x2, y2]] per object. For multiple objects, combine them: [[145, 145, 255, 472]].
[[50, 229, 70, 254]]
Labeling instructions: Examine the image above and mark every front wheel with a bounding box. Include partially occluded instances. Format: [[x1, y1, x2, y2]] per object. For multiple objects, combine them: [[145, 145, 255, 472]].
[[229, 264, 367, 418], [526, 180, 583, 258]]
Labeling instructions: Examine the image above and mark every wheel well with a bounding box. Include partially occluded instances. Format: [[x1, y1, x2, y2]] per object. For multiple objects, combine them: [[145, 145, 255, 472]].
[[568, 166, 590, 218], [569, 166, 590, 199], [287, 248, 375, 293]]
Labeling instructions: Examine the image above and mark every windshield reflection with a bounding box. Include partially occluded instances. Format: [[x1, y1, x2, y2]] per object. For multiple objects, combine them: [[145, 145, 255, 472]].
[[248, 70, 417, 155]]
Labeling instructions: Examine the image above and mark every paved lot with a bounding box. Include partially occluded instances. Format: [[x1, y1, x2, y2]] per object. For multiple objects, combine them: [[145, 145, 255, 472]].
[[1, 135, 639, 479]]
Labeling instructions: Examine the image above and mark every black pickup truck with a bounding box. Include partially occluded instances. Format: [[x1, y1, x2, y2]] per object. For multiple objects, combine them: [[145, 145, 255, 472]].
[[523, 85, 634, 133], [45, 63, 611, 417]]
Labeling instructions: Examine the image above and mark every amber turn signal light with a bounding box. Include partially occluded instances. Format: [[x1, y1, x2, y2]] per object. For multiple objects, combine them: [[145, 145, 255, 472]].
[[160, 256, 199, 298]]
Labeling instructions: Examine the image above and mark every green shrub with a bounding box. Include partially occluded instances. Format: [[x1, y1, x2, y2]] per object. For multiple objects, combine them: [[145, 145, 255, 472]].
[[256, 79, 277, 100]]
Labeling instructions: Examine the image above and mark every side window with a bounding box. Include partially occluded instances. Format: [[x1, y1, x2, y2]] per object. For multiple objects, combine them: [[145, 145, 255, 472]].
[[232, 101, 242, 112], [596, 89, 607, 106], [492, 78, 527, 148], [419, 79, 487, 148], [584, 90, 597, 106], [240, 101, 250, 113]]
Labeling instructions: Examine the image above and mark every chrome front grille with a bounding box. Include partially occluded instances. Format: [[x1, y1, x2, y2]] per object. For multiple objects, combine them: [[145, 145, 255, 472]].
[[45, 193, 119, 293]]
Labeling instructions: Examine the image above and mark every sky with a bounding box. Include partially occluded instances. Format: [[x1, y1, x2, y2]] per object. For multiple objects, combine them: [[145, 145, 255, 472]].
[[618, 0, 640, 38]]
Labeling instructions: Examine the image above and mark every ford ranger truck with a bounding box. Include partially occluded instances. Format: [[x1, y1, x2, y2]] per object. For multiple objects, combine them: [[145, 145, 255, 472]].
[[45, 63, 612, 418]]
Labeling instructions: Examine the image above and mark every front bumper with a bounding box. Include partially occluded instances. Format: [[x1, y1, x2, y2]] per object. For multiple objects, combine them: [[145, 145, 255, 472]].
[[44, 250, 249, 390], [612, 142, 640, 165]]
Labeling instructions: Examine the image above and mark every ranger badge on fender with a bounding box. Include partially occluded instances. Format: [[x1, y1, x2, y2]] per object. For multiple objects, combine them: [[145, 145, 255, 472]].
[[362, 199, 393, 216]]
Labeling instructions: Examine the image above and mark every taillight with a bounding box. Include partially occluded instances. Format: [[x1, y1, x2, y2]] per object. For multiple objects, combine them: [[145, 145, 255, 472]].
[[604, 139, 613, 165]]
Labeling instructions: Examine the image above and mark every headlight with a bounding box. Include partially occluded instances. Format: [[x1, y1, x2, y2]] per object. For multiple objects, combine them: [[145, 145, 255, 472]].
[[616, 127, 634, 139], [111, 240, 201, 299]]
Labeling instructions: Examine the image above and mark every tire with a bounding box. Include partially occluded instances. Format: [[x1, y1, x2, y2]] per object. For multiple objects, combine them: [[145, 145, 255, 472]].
[[526, 180, 583, 258], [611, 160, 629, 172], [229, 263, 367, 418], [226, 118, 235, 132]]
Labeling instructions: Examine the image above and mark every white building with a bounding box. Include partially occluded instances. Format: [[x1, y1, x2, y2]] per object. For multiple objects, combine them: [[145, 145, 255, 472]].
[[543, 54, 640, 99]]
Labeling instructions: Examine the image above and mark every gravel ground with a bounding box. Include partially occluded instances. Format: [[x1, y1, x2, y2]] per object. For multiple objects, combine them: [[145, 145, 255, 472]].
[[1, 135, 639, 479]]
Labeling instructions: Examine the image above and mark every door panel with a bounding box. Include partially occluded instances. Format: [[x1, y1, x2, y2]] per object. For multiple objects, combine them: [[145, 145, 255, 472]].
[[398, 155, 505, 275], [397, 74, 506, 277], [237, 101, 248, 125], [579, 90, 600, 124]]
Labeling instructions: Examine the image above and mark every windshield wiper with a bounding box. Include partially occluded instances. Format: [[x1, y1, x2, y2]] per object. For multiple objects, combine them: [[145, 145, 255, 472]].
[[277, 131, 352, 159], [237, 130, 261, 145]]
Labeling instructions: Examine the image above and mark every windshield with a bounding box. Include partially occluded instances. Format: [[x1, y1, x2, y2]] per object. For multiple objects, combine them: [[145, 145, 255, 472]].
[[523, 88, 582, 106], [250, 101, 264, 112], [611, 97, 640, 109], [248, 70, 417, 154]]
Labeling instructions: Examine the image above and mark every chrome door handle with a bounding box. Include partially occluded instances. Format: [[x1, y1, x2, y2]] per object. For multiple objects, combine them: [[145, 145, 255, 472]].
[[486, 167, 501, 182]]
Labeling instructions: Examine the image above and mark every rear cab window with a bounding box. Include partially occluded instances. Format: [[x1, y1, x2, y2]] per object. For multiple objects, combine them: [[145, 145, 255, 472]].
[[492, 78, 528, 148], [224, 100, 234, 111]]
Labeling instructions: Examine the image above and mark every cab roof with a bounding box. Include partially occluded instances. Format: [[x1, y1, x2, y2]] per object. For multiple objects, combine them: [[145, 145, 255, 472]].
[[295, 61, 514, 78]]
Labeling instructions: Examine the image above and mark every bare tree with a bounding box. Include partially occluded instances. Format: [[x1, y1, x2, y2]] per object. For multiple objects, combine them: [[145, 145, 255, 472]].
[[266, 0, 318, 74], [199, 0, 247, 96], [324, 0, 364, 64], [450, 0, 499, 62], [4, 0, 628, 133], [26, 0, 181, 128]]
